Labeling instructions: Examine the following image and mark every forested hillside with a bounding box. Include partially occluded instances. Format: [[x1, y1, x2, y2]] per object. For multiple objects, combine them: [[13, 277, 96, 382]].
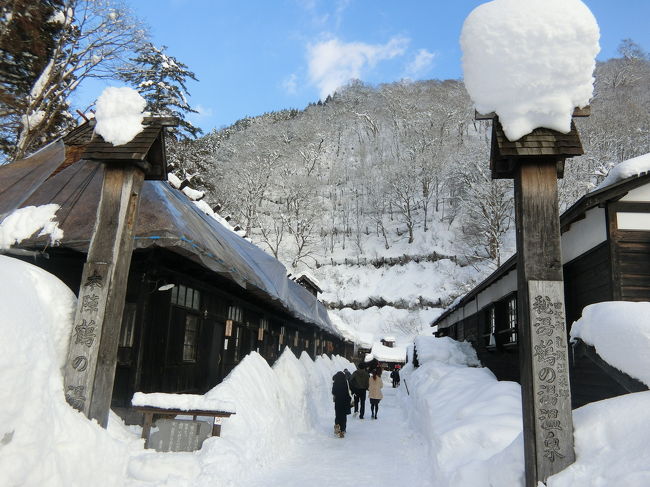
[[170, 47, 650, 343]]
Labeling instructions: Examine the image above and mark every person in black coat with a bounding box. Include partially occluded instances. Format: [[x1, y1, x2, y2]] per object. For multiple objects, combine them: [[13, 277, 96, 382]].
[[390, 366, 401, 388], [332, 371, 352, 438]]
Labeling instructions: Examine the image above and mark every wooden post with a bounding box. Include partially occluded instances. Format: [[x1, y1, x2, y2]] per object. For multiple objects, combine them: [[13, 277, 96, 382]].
[[514, 160, 575, 485], [63, 163, 145, 427]]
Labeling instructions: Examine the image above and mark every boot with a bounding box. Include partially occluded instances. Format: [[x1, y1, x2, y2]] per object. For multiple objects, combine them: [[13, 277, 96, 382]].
[[334, 424, 340, 436], [339, 430, 345, 438]]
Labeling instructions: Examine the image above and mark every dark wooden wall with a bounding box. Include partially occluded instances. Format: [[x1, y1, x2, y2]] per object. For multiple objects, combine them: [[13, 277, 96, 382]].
[[563, 243, 612, 326], [608, 202, 650, 301]]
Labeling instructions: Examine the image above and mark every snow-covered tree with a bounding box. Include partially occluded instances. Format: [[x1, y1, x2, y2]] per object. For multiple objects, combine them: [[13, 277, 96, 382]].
[[0, 1, 66, 158], [119, 42, 202, 140], [3, 0, 144, 161]]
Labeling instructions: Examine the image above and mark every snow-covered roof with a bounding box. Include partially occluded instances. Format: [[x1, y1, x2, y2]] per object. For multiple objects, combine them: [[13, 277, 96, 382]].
[[0, 138, 339, 337], [369, 341, 406, 363], [595, 153, 650, 191], [295, 271, 322, 293]]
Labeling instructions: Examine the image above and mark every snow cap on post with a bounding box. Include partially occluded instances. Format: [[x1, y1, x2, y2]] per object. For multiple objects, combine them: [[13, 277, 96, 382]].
[[460, 0, 600, 141], [95, 86, 146, 146]]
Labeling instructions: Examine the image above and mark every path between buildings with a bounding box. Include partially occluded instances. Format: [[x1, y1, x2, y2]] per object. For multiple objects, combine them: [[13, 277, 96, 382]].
[[239, 382, 436, 487]]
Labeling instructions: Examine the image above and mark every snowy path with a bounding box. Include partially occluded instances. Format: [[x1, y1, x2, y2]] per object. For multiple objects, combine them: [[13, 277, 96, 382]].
[[240, 383, 436, 487]]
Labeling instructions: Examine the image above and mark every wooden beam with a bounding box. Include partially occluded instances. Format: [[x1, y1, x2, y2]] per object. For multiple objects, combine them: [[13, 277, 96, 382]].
[[476, 106, 591, 120], [514, 160, 575, 486], [63, 163, 145, 427]]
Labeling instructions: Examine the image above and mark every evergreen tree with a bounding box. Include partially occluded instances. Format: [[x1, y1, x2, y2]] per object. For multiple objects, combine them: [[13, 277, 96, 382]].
[[0, 0, 65, 157], [119, 42, 203, 140]]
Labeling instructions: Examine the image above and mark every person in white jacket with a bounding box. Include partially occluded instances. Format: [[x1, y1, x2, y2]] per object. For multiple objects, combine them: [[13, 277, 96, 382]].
[[368, 367, 384, 419]]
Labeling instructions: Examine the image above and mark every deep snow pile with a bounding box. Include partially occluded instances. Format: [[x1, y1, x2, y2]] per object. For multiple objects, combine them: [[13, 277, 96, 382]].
[[400, 336, 524, 485], [0, 255, 133, 487], [400, 335, 650, 486], [461, 0, 599, 141], [570, 301, 650, 387], [128, 350, 352, 486], [94, 86, 147, 146]]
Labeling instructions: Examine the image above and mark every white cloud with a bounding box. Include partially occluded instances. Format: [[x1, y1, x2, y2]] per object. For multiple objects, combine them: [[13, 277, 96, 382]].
[[307, 36, 409, 99], [282, 73, 299, 95], [187, 104, 213, 126], [405, 49, 437, 78], [194, 104, 213, 118]]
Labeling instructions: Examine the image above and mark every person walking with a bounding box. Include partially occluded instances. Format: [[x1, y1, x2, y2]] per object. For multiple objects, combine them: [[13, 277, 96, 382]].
[[332, 371, 352, 438], [390, 366, 401, 388], [349, 362, 370, 419], [368, 366, 384, 419]]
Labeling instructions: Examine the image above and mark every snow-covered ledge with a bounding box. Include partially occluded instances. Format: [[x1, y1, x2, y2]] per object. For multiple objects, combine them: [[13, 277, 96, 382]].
[[132, 392, 236, 413], [571, 302, 650, 388]]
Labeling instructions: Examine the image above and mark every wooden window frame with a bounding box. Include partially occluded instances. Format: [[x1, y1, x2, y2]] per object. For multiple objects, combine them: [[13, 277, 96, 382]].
[[170, 284, 202, 364], [496, 293, 518, 346], [481, 305, 497, 349]]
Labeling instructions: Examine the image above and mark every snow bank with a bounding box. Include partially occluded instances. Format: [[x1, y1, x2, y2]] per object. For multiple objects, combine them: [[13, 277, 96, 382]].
[[0, 255, 133, 487], [547, 391, 650, 487], [595, 153, 650, 190], [399, 336, 524, 485], [95, 87, 146, 146], [0, 204, 62, 249], [414, 335, 480, 367], [461, 0, 599, 141], [127, 350, 353, 486], [570, 301, 650, 387]]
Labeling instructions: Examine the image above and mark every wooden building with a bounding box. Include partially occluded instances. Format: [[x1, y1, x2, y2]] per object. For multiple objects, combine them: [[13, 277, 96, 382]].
[[0, 121, 346, 414], [433, 169, 650, 407]]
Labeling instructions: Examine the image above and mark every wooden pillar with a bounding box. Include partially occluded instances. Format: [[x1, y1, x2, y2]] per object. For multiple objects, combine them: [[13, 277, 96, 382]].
[[514, 160, 575, 485], [63, 163, 145, 427]]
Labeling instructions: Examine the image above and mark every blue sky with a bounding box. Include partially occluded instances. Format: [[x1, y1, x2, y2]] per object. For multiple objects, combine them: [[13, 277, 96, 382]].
[[75, 0, 650, 132]]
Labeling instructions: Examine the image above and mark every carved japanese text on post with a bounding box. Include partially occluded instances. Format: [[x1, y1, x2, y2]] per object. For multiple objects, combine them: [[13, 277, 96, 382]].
[[63, 262, 110, 412], [528, 280, 573, 466]]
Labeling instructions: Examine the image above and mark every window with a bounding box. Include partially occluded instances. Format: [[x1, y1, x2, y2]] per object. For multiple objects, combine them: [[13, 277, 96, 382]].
[[171, 284, 200, 311], [228, 304, 243, 323], [507, 297, 517, 343], [119, 303, 137, 348], [182, 315, 199, 362], [258, 318, 268, 341], [482, 306, 496, 348], [170, 284, 201, 363], [234, 326, 241, 362]]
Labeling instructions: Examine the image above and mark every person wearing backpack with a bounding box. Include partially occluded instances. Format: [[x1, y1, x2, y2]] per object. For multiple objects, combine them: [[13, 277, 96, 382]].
[[349, 362, 370, 419], [332, 371, 352, 438]]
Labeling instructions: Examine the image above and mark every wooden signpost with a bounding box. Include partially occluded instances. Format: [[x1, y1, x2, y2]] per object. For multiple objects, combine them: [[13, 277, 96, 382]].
[[63, 117, 176, 427], [479, 111, 588, 485]]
